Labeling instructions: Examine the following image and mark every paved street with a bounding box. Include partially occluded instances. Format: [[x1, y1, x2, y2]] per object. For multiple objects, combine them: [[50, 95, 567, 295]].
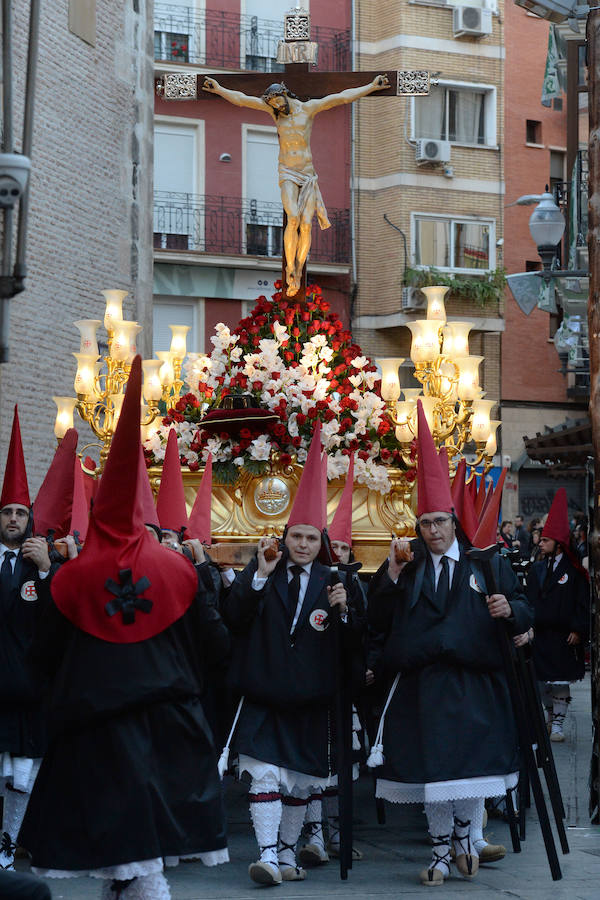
[[37, 677, 600, 899]]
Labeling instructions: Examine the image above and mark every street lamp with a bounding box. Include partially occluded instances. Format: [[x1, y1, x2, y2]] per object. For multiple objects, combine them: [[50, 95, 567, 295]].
[[528, 189, 566, 274]]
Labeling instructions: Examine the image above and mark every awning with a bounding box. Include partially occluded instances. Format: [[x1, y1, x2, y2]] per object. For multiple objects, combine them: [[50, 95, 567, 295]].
[[523, 417, 592, 476]]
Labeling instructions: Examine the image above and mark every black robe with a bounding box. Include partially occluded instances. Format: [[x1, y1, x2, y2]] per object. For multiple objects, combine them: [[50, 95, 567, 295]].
[[18, 567, 230, 872], [0, 554, 56, 758], [527, 555, 589, 682], [368, 546, 533, 786], [222, 557, 361, 778]]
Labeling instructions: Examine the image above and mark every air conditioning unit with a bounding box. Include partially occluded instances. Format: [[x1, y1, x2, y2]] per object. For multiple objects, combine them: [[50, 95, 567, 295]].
[[453, 6, 493, 38], [415, 139, 451, 164], [400, 286, 425, 311]]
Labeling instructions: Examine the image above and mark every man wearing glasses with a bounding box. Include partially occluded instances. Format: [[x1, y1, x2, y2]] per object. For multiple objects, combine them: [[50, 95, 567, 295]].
[[368, 402, 532, 887]]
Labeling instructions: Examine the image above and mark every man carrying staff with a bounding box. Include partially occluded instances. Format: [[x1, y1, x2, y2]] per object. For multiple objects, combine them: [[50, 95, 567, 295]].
[[368, 401, 532, 886], [222, 423, 361, 886], [203, 73, 389, 296]]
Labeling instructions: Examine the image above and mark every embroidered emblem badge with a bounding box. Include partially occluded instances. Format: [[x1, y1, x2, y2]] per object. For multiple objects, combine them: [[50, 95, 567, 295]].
[[309, 609, 328, 631], [558, 573, 568, 585], [21, 581, 38, 602]]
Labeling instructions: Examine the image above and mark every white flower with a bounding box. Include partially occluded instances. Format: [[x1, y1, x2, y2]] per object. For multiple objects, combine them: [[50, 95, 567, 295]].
[[351, 356, 368, 369], [233, 456, 245, 466], [272, 321, 289, 344], [249, 435, 272, 461]]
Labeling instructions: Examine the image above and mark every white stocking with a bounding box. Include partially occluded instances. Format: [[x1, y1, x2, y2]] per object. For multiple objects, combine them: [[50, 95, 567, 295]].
[[469, 797, 486, 852], [452, 798, 479, 859], [278, 791, 309, 868], [249, 773, 282, 868], [303, 792, 325, 851], [552, 685, 570, 731], [1, 787, 29, 865], [107, 873, 171, 899], [423, 801, 452, 876]]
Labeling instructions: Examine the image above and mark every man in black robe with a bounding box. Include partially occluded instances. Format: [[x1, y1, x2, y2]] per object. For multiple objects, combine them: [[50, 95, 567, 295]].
[[0, 407, 54, 869], [222, 423, 360, 886], [368, 401, 533, 886], [18, 358, 229, 900]]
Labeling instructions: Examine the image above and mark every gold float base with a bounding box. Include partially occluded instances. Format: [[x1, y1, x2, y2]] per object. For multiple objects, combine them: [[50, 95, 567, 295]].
[[148, 464, 416, 574]]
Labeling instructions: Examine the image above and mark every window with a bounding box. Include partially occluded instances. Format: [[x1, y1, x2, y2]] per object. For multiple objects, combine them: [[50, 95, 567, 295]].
[[413, 214, 494, 273], [244, 128, 283, 258], [154, 123, 201, 251], [153, 299, 200, 367], [154, 0, 199, 64], [550, 150, 565, 192], [526, 120, 542, 144], [244, 0, 289, 71], [414, 83, 495, 146]]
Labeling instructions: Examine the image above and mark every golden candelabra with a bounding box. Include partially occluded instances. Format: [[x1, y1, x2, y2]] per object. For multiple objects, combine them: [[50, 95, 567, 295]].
[[376, 286, 499, 478], [52, 290, 191, 471]]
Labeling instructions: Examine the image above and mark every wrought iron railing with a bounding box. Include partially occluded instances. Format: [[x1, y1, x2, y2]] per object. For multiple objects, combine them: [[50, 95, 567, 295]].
[[154, 4, 350, 71], [153, 191, 350, 264]]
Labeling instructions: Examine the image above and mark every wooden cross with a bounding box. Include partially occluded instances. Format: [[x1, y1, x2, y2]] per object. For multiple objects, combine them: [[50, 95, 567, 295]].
[[156, 14, 431, 300]]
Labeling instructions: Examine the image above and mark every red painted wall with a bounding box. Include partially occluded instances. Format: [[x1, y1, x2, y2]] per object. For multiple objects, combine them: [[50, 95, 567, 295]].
[[502, 6, 568, 403]]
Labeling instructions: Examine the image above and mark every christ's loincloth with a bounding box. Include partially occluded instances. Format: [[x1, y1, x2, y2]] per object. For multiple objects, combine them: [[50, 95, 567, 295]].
[[279, 166, 331, 230]]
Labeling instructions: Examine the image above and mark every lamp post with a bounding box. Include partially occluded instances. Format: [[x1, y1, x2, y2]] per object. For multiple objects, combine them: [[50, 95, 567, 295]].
[[528, 189, 566, 274], [52, 290, 191, 471], [377, 285, 497, 478]]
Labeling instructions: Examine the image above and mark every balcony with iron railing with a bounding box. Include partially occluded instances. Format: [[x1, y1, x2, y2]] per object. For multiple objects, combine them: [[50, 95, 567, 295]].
[[153, 191, 350, 264], [154, 3, 351, 71]]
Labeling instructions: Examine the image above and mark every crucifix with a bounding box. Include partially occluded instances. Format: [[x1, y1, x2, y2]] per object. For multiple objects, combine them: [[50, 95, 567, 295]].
[[156, 5, 432, 299]]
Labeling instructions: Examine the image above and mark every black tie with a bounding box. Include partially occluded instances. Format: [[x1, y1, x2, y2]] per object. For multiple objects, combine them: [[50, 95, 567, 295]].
[[435, 556, 450, 611], [1, 550, 15, 586], [287, 564, 304, 632]]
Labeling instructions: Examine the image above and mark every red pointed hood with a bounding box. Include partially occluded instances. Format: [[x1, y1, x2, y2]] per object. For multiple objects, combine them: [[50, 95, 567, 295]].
[[156, 429, 189, 534], [438, 446, 450, 487], [187, 453, 213, 544], [138, 445, 159, 528], [472, 469, 507, 548], [321, 451, 328, 531], [541, 487, 570, 548], [461, 476, 479, 544], [474, 475, 487, 518], [416, 400, 453, 517], [288, 420, 325, 530], [329, 454, 354, 546], [480, 482, 494, 522], [1, 405, 30, 508], [33, 428, 78, 538], [70, 456, 90, 542], [52, 357, 197, 643]]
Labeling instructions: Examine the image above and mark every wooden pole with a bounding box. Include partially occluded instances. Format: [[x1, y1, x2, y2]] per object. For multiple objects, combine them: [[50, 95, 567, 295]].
[[586, 7, 600, 822]]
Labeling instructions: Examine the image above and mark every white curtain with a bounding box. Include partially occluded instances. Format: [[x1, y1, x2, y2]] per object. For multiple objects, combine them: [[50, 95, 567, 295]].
[[414, 90, 445, 140], [454, 223, 489, 269], [416, 219, 450, 268], [452, 90, 484, 144]]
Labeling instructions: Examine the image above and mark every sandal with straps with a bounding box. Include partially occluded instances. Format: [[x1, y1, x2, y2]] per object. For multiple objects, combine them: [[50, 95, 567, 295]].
[[452, 819, 479, 879], [419, 835, 451, 886], [278, 838, 306, 881], [249, 843, 282, 885]]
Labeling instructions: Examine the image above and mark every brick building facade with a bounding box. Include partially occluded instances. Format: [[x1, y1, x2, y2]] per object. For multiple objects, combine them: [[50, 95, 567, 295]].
[[352, 0, 505, 420], [0, 1, 155, 490]]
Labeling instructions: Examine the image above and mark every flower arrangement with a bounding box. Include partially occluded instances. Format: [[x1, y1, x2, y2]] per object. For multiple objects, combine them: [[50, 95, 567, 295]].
[[143, 284, 415, 493]]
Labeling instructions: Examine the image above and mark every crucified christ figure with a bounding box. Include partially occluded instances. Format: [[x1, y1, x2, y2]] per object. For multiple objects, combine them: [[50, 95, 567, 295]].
[[203, 74, 390, 296]]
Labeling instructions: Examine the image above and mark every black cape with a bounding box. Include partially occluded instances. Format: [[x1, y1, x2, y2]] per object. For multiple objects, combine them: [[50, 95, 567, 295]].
[[527, 554, 589, 682], [223, 557, 362, 777], [0, 554, 56, 758], [19, 568, 230, 871], [368, 545, 533, 785]]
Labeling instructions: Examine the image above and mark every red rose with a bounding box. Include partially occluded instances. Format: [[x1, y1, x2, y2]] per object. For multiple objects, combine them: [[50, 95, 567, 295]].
[[380, 448, 391, 461], [292, 326, 301, 337], [219, 431, 229, 441], [284, 350, 294, 362], [252, 380, 264, 392], [240, 428, 252, 439], [324, 409, 336, 422], [307, 407, 318, 419], [301, 311, 310, 322], [274, 279, 282, 289], [358, 450, 369, 462], [188, 460, 199, 472], [296, 413, 307, 426], [291, 435, 301, 447], [406, 469, 417, 482], [279, 453, 292, 466]]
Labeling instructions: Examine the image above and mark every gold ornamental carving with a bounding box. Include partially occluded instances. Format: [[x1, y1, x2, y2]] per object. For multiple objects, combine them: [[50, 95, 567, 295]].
[[148, 463, 416, 572]]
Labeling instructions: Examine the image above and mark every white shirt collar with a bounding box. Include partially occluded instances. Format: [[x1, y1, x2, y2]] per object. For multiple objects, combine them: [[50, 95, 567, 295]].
[[430, 537, 460, 566], [287, 560, 313, 576], [0, 543, 18, 557]]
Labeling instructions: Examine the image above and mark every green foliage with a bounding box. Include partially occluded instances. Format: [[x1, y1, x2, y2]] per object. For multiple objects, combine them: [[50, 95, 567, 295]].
[[404, 266, 507, 307]]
